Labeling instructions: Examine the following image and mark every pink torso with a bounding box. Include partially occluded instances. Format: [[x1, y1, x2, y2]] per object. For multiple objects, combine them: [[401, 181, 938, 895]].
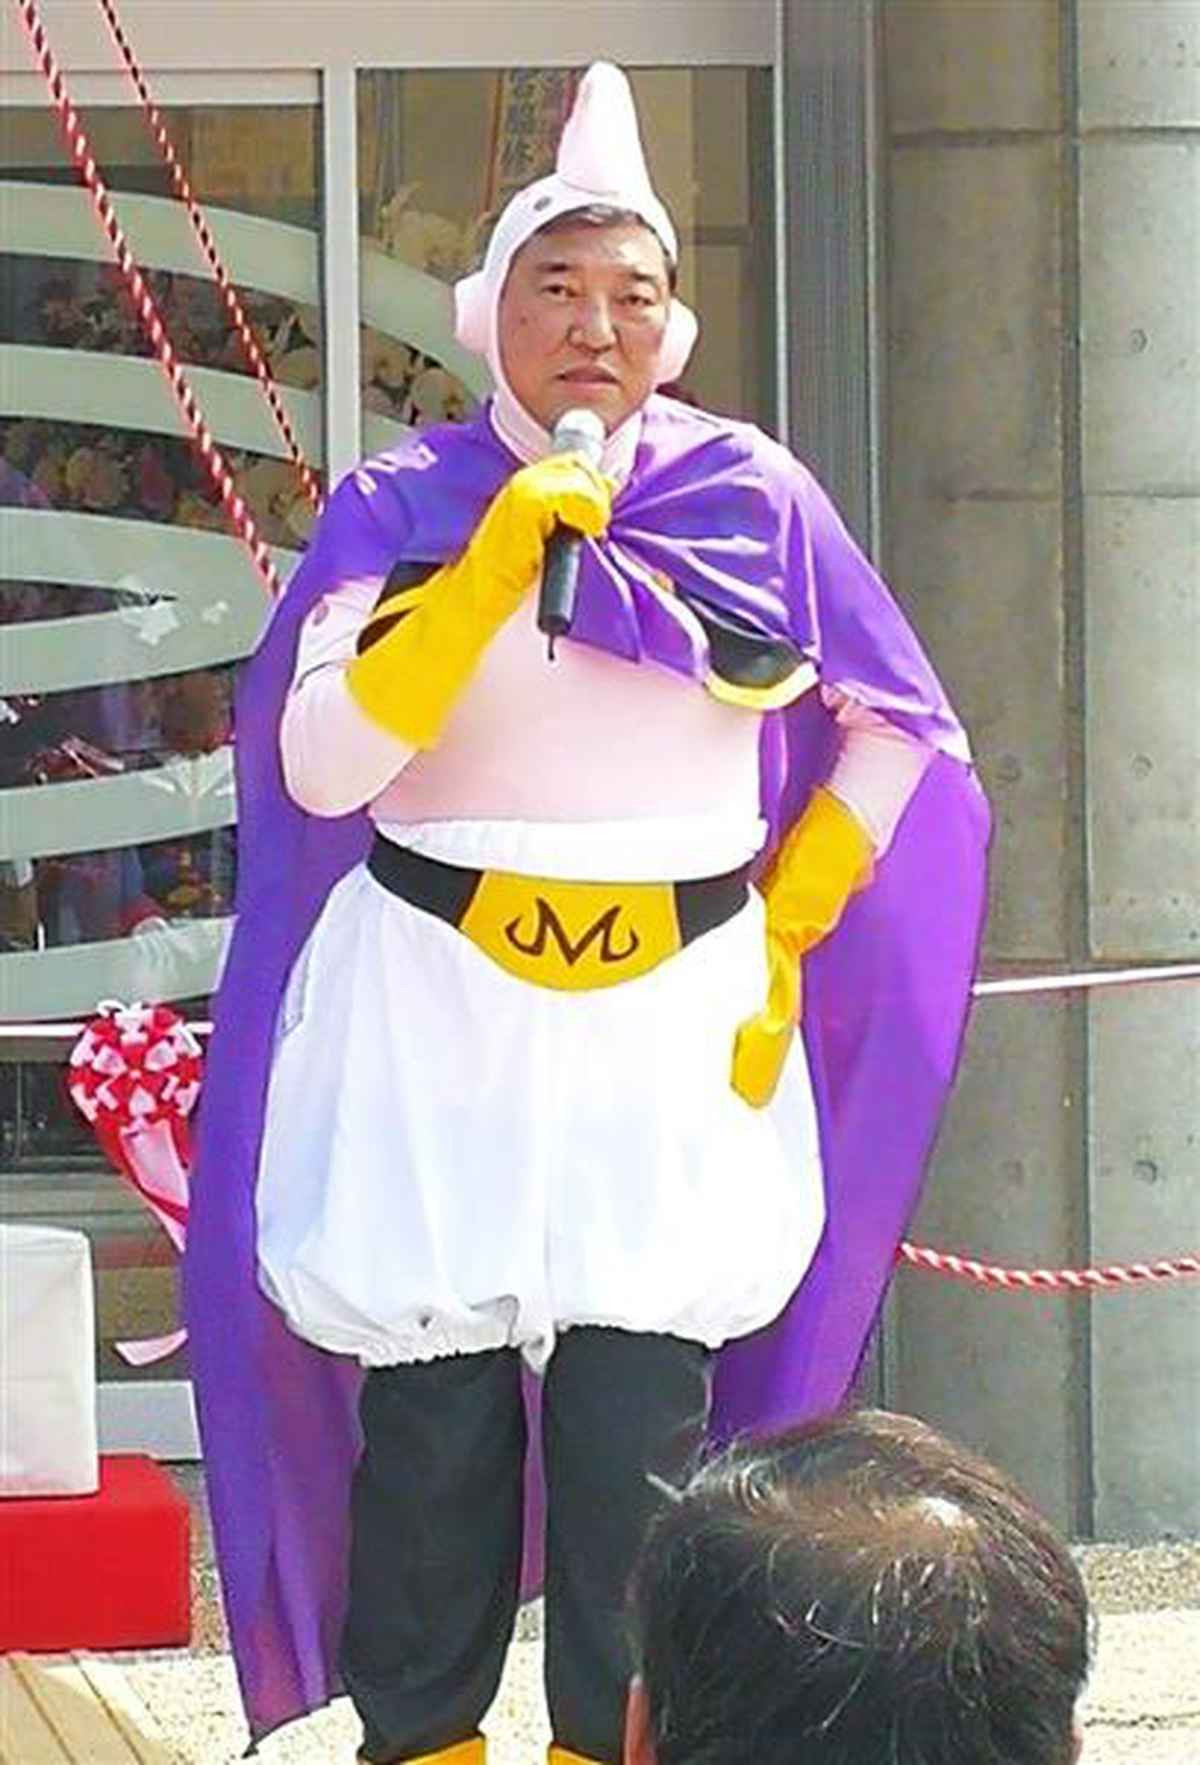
[[280, 574, 930, 859], [371, 607, 762, 822]]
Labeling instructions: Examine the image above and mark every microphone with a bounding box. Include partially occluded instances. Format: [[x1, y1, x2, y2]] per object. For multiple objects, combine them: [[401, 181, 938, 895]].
[[537, 407, 606, 659]]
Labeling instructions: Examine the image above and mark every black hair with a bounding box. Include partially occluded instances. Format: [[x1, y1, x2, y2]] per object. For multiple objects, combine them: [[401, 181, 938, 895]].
[[630, 1410, 1090, 1765], [528, 203, 679, 293]]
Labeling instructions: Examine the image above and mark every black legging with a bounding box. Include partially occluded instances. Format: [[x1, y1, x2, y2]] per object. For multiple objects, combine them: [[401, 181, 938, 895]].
[[340, 1327, 712, 1764]]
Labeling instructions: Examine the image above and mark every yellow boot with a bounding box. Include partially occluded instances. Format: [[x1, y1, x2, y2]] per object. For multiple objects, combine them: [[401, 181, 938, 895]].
[[548, 1749, 606, 1765], [346, 453, 611, 749], [358, 1739, 484, 1765], [731, 787, 874, 1108]]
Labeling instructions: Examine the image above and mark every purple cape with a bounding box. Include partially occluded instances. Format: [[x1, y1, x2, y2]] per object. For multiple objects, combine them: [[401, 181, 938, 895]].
[[185, 397, 989, 1741]]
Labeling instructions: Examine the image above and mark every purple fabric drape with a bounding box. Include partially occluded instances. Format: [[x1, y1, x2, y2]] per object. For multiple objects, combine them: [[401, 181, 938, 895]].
[[185, 397, 988, 1740]]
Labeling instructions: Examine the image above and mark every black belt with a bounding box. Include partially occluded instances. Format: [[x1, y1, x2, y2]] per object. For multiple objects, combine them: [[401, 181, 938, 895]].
[[366, 837, 751, 949]]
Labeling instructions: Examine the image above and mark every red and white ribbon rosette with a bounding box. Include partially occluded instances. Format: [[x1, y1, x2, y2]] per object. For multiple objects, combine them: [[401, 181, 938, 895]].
[[68, 1000, 202, 1363]]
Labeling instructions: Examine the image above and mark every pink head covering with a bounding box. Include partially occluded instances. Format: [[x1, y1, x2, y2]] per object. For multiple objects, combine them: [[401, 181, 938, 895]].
[[454, 63, 699, 400]]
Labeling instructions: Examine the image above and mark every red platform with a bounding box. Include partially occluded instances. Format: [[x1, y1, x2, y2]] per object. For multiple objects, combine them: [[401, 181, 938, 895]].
[[0, 1454, 190, 1651]]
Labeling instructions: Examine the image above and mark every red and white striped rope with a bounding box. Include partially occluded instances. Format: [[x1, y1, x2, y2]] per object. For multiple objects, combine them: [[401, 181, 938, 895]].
[[897, 1242, 1200, 1292], [15, 0, 282, 599], [92, 0, 324, 517]]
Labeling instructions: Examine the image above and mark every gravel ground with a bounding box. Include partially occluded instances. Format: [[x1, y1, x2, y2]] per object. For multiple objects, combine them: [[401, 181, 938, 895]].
[[1076, 1541, 1200, 1613], [112, 1468, 1200, 1763], [115, 1602, 1200, 1765]]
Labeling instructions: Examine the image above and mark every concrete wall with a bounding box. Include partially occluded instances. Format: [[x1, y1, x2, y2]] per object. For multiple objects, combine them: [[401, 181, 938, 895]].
[[876, 1, 1199, 1539], [1076, 0, 1200, 1542]]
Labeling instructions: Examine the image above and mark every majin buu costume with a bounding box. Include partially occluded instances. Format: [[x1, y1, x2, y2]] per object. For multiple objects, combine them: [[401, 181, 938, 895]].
[[186, 64, 989, 1765]]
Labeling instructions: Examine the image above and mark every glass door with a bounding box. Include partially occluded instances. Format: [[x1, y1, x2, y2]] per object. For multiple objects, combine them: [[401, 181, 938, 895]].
[[0, 77, 323, 1452]]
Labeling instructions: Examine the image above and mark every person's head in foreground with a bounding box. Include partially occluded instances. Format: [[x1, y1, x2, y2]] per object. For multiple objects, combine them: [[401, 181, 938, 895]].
[[626, 1409, 1090, 1765]]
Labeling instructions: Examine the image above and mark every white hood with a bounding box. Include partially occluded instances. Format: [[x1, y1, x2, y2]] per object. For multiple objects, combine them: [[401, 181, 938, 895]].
[[453, 61, 699, 431]]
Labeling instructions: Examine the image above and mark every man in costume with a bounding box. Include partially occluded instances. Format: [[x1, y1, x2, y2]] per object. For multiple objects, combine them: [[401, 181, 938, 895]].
[[186, 64, 988, 1765]]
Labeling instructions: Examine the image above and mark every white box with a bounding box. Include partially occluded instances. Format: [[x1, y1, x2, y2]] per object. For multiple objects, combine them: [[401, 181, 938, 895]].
[[1, 1224, 99, 1496]]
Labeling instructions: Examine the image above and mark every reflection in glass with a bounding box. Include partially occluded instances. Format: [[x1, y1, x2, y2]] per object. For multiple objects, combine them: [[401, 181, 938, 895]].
[[2, 667, 236, 957], [1, 100, 320, 1381], [1, 414, 315, 548], [0, 103, 319, 217], [360, 330, 475, 432], [1, 413, 319, 550]]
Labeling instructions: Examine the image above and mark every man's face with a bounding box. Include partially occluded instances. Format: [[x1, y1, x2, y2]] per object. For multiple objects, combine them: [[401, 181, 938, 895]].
[[497, 218, 672, 433]]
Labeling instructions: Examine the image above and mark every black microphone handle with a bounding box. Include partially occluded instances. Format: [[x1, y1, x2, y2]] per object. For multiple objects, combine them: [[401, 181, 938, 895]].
[[537, 520, 584, 657]]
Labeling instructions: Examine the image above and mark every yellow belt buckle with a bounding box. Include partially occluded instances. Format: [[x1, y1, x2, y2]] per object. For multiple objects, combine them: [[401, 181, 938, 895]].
[[458, 871, 681, 991]]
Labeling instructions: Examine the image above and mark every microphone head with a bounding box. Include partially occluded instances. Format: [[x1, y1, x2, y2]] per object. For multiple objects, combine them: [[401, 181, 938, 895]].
[[551, 407, 606, 465]]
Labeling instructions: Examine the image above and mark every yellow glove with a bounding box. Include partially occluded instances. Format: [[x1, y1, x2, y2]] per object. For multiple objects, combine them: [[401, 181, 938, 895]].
[[731, 788, 874, 1108], [346, 453, 612, 748]]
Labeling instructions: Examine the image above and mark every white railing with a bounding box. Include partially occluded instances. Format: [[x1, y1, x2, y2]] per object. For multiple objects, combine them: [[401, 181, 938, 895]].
[[2, 181, 485, 1018]]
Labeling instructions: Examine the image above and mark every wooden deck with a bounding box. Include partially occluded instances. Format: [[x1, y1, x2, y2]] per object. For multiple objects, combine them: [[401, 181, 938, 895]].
[[0, 1654, 176, 1764]]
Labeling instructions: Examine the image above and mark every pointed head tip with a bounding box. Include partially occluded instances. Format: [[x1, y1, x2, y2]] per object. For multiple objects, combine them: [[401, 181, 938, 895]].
[[557, 61, 649, 198], [570, 61, 637, 125], [578, 61, 629, 93]]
